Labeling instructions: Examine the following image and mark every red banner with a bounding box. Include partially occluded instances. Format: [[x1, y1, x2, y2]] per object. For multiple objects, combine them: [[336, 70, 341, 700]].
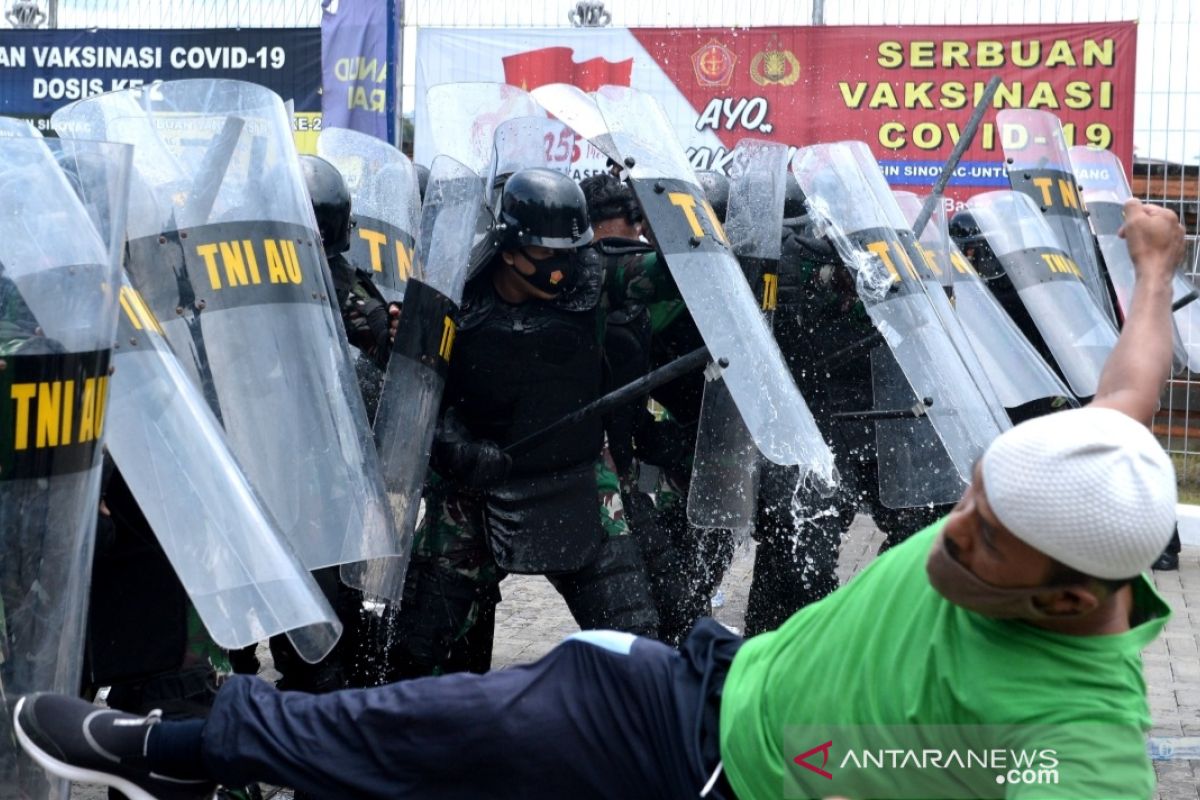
[[415, 23, 1136, 206], [630, 23, 1135, 203]]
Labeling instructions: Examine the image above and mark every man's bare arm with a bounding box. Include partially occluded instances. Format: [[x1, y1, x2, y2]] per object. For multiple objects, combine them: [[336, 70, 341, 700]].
[[1090, 198, 1187, 425]]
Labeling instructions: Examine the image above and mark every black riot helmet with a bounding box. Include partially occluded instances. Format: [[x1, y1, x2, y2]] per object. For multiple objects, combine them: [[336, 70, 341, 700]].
[[948, 210, 1003, 280], [414, 163, 430, 203], [299, 154, 352, 257], [499, 167, 593, 250], [783, 172, 807, 219], [695, 170, 729, 222]]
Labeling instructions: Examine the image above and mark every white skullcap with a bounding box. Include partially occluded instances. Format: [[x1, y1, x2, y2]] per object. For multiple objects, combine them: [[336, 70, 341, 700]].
[[980, 406, 1177, 579]]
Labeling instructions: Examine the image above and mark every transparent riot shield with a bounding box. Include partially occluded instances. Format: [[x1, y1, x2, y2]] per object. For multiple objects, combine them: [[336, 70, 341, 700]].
[[423, 82, 544, 175], [793, 141, 1007, 506], [840, 143, 1011, 435], [925, 200, 954, 290], [529, 83, 621, 162], [595, 86, 834, 483], [688, 367, 761, 528], [0, 117, 39, 138], [318, 126, 420, 304], [967, 190, 1119, 398], [871, 346, 966, 508], [51, 131, 342, 663], [485, 116, 577, 208], [360, 156, 485, 598], [0, 137, 125, 800], [1068, 145, 1199, 373], [53, 79, 403, 601], [998, 109, 1119, 326], [106, 277, 342, 661], [893, 190, 1074, 408], [1170, 272, 1200, 374], [688, 138, 791, 528]]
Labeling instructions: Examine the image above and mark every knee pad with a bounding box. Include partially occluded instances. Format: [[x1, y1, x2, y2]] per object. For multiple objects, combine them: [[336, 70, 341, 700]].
[[550, 535, 659, 638], [392, 557, 499, 671]]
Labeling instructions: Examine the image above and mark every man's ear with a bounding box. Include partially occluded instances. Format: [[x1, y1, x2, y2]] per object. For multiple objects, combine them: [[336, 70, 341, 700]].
[[1033, 586, 1101, 617]]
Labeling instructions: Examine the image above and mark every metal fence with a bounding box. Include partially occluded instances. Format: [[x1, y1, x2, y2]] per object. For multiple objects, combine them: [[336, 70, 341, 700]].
[[12, 0, 1200, 480]]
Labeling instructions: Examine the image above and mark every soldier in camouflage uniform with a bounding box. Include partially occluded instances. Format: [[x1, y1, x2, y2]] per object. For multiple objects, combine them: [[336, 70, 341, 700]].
[[745, 194, 951, 635], [383, 168, 671, 679], [580, 171, 735, 647]]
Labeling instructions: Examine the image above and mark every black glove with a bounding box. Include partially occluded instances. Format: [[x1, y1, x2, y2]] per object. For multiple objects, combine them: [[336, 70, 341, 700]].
[[633, 411, 695, 474], [430, 408, 512, 489], [343, 294, 390, 356], [783, 231, 838, 265]]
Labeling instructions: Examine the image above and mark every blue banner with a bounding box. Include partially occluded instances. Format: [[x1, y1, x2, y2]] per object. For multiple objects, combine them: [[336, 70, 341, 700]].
[[321, 0, 392, 142], [877, 160, 1012, 188], [0, 28, 320, 133]]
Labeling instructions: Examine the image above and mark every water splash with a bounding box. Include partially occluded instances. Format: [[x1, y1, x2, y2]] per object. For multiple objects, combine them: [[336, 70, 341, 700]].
[[785, 468, 845, 594], [805, 194, 894, 303]]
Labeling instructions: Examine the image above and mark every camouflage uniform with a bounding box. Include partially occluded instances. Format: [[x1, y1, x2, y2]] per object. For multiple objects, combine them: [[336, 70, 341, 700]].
[[374, 452, 643, 681], [0, 276, 47, 355], [615, 280, 738, 646], [599, 249, 734, 646]]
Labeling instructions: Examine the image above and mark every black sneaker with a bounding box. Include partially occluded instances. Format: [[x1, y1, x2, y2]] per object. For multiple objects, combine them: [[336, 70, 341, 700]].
[[1153, 549, 1180, 572], [14, 693, 215, 800], [1153, 530, 1182, 572]]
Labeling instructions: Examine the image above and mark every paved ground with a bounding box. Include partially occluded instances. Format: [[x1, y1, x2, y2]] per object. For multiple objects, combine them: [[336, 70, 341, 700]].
[[70, 515, 1200, 798]]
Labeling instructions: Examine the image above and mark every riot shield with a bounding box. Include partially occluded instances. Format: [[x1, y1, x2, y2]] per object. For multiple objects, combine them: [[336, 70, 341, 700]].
[[485, 115, 577, 208], [998, 109, 1119, 326], [53, 79, 404, 601], [725, 138, 789, 272], [840, 142, 1011, 435], [105, 276, 343, 662], [871, 346, 966, 508], [52, 132, 342, 663], [893, 190, 1074, 408], [687, 368, 761, 528], [966, 190, 1119, 398], [793, 141, 1007, 506], [687, 139, 790, 528], [0, 117, 39, 138], [925, 200, 954, 289], [317, 126, 420, 304], [1068, 145, 1198, 373], [529, 83, 621, 162], [1170, 272, 1200, 374], [595, 85, 834, 483], [0, 137, 125, 799], [362, 156, 485, 598], [422, 82, 544, 175]]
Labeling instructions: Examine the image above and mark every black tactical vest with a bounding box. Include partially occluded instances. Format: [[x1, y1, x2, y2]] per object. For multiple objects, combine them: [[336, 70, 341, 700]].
[[446, 254, 604, 476]]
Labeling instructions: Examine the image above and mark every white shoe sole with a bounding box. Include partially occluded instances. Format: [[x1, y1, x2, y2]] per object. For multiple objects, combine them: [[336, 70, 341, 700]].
[[12, 696, 209, 800]]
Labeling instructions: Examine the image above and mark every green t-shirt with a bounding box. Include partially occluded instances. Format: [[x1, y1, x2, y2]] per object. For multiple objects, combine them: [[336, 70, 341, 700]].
[[720, 521, 1170, 800]]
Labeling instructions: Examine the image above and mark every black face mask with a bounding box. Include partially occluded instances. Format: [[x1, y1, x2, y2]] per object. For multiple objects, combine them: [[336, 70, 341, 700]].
[[513, 248, 575, 294]]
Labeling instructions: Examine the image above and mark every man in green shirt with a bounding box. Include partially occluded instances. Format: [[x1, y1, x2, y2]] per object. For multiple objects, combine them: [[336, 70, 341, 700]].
[[14, 198, 1185, 800]]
